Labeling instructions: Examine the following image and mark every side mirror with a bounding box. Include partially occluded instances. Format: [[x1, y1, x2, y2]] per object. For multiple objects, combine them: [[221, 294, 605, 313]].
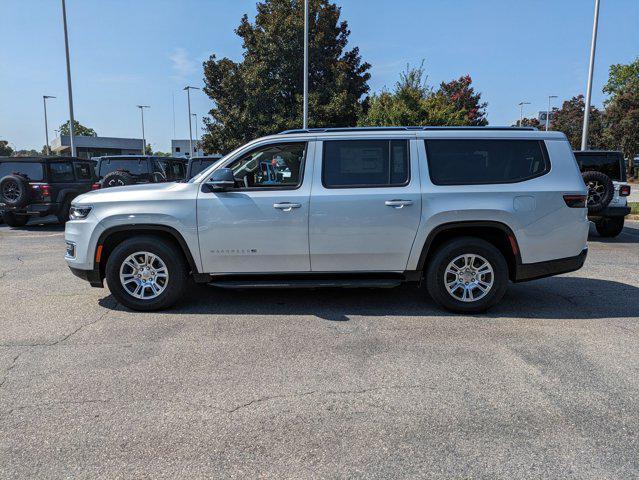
[[205, 168, 235, 191]]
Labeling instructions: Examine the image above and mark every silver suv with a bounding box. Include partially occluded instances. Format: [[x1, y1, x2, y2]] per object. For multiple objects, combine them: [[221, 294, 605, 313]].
[[65, 127, 589, 313]]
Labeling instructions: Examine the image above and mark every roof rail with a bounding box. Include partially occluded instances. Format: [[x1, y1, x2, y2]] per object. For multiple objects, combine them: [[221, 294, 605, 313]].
[[279, 126, 537, 134]]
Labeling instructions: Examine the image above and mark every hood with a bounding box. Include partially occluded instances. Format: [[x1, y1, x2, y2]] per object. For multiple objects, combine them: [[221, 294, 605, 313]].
[[73, 182, 193, 205]]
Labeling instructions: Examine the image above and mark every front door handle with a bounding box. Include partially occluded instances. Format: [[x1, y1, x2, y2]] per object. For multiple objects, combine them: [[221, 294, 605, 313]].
[[385, 199, 413, 209], [273, 202, 302, 211]]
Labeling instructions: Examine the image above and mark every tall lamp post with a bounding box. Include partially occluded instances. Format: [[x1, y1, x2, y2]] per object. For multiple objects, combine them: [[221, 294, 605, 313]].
[[43, 95, 56, 155], [581, 0, 601, 151], [546, 95, 557, 131], [303, 0, 309, 129], [518, 101, 531, 126], [183, 86, 199, 158], [61, 0, 76, 157], [191, 113, 198, 155], [137, 105, 150, 155]]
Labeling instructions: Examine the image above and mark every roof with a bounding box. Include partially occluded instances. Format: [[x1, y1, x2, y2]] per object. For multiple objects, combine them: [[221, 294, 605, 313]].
[[92, 155, 185, 162], [280, 126, 537, 134], [0, 156, 94, 163]]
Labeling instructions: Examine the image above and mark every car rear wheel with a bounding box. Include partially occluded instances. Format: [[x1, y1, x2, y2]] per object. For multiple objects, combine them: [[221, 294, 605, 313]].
[[426, 237, 509, 313], [595, 217, 624, 238], [105, 236, 188, 311], [2, 212, 29, 228]]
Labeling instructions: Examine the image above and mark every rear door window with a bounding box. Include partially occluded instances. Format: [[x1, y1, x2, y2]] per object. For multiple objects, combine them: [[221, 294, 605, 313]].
[[98, 158, 150, 182], [0, 162, 44, 182], [48, 162, 75, 182], [425, 139, 549, 185], [322, 139, 409, 188]]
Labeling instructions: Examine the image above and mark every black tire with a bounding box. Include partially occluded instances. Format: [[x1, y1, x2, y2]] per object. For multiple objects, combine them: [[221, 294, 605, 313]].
[[101, 171, 135, 188], [2, 211, 29, 228], [105, 235, 188, 311], [595, 217, 624, 238], [56, 198, 72, 224], [0, 175, 31, 208], [425, 237, 509, 314], [582, 171, 614, 213]]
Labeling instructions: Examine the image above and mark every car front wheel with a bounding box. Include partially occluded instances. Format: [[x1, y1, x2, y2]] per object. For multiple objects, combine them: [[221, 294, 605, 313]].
[[426, 237, 509, 313], [105, 236, 188, 311]]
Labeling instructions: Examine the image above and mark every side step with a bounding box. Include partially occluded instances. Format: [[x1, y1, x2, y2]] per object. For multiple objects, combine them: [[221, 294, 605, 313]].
[[208, 278, 402, 289]]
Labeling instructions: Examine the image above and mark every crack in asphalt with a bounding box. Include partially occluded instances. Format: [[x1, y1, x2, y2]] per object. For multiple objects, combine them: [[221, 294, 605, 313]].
[[0, 255, 24, 280], [0, 352, 23, 388]]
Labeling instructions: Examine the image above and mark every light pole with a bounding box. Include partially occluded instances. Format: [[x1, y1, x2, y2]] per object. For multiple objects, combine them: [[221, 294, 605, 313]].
[[183, 86, 199, 158], [518, 101, 531, 126], [303, 0, 309, 129], [581, 0, 601, 151], [61, 0, 76, 157], [546, 95, 557, 131], [191, 113, 198, 155], [137, 105, 150, 155], [43, 95, 56, 155]]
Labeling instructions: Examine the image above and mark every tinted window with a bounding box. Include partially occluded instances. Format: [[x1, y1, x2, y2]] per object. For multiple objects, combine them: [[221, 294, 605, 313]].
[[74, 162, 93, 180], [0, 162, 44, 182], [425, 140, 549, 185], [574, 152, 624, 181], [49, 162, 75, 182], [189, 159, 218, 178], [228, 142, 306, 189], [322, 140, 409, 188], [170, 161, 186, 180], [98, 158, 150, 181], [152, 158, 171, 181]]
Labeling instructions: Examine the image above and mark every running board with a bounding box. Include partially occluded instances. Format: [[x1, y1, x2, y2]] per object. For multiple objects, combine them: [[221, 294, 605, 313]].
[[208, 278, 402, 289]]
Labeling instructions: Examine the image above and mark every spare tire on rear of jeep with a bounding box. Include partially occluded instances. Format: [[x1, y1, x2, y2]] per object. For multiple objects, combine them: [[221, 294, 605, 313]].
[[582, 170, 614, 213], [101, 170, 135, 188], [0, 174, 31, 208]]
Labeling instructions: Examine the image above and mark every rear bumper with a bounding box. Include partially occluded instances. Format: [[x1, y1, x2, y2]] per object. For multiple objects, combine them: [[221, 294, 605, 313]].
[[68, 266, 103, 288], [514, 248, 588, 282], [1, 202, 60, 216], [588, 206, 631, 218]]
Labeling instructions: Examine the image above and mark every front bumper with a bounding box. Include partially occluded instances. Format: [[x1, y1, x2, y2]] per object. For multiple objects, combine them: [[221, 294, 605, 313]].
[[514, 248, 588, 282], [588, 205, 631, 218], [68, 266, 103, 288]]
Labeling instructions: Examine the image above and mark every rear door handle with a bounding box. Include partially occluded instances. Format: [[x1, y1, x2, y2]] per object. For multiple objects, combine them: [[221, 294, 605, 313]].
[[273, 202, 302, 211], [385, 199, 413, 208]]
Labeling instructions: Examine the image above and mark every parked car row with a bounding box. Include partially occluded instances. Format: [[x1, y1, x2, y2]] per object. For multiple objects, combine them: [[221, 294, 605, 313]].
[[0, 155, 222, 226]]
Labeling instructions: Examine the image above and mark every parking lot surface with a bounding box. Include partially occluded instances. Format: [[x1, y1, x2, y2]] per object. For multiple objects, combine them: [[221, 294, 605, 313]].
[[1, 219, 638, 479]]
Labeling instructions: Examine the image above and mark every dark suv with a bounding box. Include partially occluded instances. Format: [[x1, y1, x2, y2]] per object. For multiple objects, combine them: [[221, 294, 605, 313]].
[[94, 156, 187, 188], [185, 156, 223, 180], [0, 156, 96, 227], [574, 150, 631, 237]]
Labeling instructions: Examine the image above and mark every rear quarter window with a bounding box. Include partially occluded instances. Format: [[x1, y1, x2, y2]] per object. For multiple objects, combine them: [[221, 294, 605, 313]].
[[0, 162, 44, 182], [425, 139, 550, 185]]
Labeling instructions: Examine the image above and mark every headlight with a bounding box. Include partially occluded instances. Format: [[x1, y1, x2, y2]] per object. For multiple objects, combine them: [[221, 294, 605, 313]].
[[69, 205, 93, 220]]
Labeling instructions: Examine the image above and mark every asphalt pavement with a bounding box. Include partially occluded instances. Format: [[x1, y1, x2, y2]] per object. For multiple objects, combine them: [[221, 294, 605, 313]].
[[1, 219, 638, 479]]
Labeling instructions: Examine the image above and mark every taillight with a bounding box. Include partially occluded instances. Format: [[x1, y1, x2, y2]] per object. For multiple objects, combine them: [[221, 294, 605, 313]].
[[91, 183, 101, 190], [619, 185, 631, 197], [30, 183, 51, 201], [563, 194, 587, 208], [41, 184, 51, 198]]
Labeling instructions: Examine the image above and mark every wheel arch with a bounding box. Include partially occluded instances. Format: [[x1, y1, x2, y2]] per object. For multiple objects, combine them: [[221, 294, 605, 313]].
[[415, 221, 521, 281]]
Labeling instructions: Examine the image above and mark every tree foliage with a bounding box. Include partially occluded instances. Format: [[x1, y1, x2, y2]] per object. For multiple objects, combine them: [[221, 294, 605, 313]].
[[550, 95, 609, 150], [606, 78, 639, 175], [202, 0, 371, 153], [603, 57, 639, 97], [359, 64, 487, 127], [59, 120, 97, 137], [0, 140, 13, 156]]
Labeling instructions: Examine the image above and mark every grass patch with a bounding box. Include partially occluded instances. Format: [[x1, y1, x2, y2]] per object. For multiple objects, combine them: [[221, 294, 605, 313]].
[[630, 202, 639, 215]]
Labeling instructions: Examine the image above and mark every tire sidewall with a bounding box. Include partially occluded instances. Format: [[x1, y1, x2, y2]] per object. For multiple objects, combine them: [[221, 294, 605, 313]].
[[426, 238, 509, 313], [595, 217, 624, 237], [582, 171, 614, 213], [0, 175, 30, 208], [105, 237, 187, 311]]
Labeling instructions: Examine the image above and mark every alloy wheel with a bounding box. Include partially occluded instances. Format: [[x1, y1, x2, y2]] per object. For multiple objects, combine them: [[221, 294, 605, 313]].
[[119, 251, 169, 299], [444, 254, 494, 302]]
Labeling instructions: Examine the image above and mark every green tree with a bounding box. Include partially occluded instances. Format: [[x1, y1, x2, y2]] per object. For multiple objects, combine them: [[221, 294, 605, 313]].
[[550, 95, 608, 150], [201, 0, 371, 153], [603, 57, 639, 97], [606, 78, 639, 177], [59, 120, 97, 137], [0, 140, 13, 156], [359, 64, 487, 127]]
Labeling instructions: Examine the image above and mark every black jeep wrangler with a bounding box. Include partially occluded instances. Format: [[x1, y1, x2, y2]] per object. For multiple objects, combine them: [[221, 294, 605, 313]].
[[0, 156, 97, 227], [94, 155, 187, 188], [185, 155, 223, 180], [574, 150, 631, 237]]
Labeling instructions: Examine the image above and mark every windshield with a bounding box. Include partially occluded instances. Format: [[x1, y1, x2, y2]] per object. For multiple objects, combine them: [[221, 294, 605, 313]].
[[0, 162, 44, 182]]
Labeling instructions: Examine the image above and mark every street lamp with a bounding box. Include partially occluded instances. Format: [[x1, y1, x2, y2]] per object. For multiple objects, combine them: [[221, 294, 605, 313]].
[[137, 105, 150, 155], [61, 0, 76, 157], [191, 113, 198, 155], [303, 0, 309, 129], [518, 101, 531, 126], [43, 95, 56, 155], [581, 0, 601, 151], [546, 95, 558, 131], [183, 86, 200, 158]]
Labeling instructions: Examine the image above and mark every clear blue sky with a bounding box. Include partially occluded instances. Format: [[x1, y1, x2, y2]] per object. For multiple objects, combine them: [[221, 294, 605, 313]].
[[1, 0, 637, 152]]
